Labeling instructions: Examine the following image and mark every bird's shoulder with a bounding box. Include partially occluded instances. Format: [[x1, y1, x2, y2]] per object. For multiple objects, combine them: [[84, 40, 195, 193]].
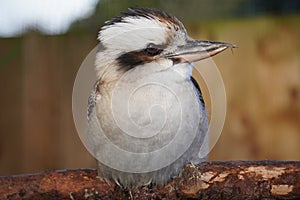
[[190, 76, 205, 106], [87, 80, 101, 119]]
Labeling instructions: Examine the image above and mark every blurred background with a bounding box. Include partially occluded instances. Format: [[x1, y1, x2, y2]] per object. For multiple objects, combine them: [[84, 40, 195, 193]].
[[1, 0, 300, 175]]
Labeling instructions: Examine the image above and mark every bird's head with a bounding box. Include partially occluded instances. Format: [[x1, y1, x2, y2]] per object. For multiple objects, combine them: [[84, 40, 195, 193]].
[[95, 8, 236, 81]]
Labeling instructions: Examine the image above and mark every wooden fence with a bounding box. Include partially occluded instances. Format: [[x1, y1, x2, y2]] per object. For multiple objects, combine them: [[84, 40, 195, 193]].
[[0, 15, 299, 175]]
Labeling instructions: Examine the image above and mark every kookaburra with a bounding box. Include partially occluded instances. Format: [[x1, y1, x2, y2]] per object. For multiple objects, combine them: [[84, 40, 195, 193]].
[[87, 7, 235, 188]]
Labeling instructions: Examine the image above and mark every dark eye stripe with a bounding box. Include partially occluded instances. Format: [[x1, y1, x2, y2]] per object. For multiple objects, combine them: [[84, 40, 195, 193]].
[[144, 47, 163, 56], [117, 45, 164, 71], [117, 50, 154, 71]]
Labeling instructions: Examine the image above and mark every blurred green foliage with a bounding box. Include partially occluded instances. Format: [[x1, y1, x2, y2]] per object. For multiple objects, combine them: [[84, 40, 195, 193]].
[[69, 0, 300, 34]]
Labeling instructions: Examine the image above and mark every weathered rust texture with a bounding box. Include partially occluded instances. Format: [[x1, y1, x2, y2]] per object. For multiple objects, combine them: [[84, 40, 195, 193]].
[[0, 161, 299, 199]]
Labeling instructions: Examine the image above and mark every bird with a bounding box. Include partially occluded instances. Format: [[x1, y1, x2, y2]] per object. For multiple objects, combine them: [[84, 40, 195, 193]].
[[87, 7, 236, 188]]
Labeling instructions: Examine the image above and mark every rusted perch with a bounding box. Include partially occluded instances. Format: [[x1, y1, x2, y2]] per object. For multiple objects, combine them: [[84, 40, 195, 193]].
[[0, 161, 299, 200]]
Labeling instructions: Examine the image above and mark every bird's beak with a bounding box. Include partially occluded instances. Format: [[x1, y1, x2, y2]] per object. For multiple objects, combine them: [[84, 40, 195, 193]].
[[165, 40, 237, 63]]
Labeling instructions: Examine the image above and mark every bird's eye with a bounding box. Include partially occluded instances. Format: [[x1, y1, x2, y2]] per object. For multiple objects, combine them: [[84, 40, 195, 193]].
[[144, 47, 163, 56]]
